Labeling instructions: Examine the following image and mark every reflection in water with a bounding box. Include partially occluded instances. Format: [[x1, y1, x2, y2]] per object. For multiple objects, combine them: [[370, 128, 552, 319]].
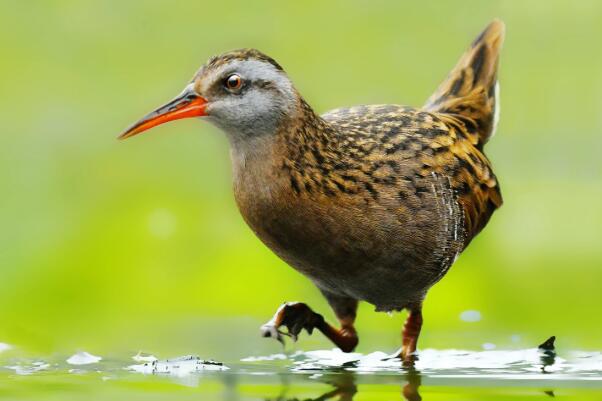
[[263, 366, 563, 401], [402, 367, 422, 401], [264, 372, 357, 401], [303, 372, 357, 401], [265, 367, 422, 401]]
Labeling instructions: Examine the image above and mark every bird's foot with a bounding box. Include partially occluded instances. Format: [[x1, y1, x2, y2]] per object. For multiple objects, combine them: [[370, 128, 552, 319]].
[[260, 302, 325, 345], [386, 347, 418, 367], [399, 349, 419, 368]]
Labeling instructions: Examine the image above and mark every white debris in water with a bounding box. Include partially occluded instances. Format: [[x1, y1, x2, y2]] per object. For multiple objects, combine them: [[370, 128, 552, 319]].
[[0, 343, 12, 353], [459, 310, 482, 322], [567, 351, 602, 373], [128, 355, 229, 377], [66, 351, 102, 365], [415, 348, 565, 374], [346, 351, 405, 372], [241, 353, 289, 362], [148, 208, 177, 239], [6, 361, 50, 375], [291, 348, 392, 372], [129, 348, 602, 380], [269, 347, 573, 376], [299, 348, 364, 367], [132, 351, 158, 363]]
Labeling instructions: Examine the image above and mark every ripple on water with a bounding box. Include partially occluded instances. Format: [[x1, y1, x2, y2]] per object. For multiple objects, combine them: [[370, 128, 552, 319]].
[[1, 347, 601, 385], [127, 355, 229, 376], [242, 348, 602, 381], [6, 361, 51, 376]]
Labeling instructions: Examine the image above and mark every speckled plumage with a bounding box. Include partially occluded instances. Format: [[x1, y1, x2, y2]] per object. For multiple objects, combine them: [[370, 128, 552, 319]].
[[233, 21, 504, 313], [122, 19, 506, 360], [228, 21, 505, 358]]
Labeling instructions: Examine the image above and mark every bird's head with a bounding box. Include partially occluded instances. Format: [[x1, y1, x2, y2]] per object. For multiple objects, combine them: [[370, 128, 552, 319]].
[[119, 49, 298, 143]]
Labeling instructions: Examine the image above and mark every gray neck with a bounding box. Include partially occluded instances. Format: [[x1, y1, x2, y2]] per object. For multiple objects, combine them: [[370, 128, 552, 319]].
[[230, 133, 279, 182]]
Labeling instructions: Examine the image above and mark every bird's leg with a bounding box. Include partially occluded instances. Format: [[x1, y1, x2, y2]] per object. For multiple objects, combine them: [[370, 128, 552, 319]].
[[321, 291, 359, 353], [261, 294, 358, 353], [398, 303, 423, 364]]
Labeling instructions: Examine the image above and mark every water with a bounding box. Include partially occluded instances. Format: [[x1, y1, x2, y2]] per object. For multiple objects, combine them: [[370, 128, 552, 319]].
[[1, 345, 601, 400]]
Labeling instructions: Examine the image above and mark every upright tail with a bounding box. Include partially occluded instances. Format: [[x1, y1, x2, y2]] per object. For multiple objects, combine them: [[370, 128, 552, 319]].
[[424, 19, 505, 147]]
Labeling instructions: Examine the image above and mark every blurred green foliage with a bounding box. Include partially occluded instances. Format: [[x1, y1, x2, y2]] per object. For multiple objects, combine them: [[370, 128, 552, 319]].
[[0, 0, 601, 358]]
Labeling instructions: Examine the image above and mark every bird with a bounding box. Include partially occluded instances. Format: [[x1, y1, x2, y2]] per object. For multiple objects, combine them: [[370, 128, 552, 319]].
[[120, 19, 505, 363]]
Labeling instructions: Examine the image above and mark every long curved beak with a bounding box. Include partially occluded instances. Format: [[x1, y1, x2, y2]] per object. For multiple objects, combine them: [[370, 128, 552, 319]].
[[119, 84, 207, 140]]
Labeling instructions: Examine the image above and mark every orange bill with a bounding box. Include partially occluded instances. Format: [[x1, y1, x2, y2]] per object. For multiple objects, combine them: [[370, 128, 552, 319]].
[[119, 85, 207, 139]]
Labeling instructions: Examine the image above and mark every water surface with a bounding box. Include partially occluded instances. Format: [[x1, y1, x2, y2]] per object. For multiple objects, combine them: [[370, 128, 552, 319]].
[[2, 345, 601, 400]]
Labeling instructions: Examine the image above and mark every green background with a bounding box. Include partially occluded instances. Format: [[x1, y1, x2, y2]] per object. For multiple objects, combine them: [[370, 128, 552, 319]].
[[1, 0, 601, 361]]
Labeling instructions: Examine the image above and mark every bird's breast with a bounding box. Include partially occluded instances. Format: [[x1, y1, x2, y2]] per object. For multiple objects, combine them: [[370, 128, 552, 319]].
[[230, 149, 464, 308]]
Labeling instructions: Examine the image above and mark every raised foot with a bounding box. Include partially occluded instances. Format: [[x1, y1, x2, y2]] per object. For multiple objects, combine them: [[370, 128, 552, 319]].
[[260, 302, 325, 345]]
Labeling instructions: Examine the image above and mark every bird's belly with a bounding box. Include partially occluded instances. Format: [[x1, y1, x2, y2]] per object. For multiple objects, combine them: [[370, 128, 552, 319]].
[[237, 191, 463, 310]]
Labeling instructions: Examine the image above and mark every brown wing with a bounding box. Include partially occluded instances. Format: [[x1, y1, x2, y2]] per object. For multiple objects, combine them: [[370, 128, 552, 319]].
[[423, 113, 503, 244], [321, 104, 501, 246]]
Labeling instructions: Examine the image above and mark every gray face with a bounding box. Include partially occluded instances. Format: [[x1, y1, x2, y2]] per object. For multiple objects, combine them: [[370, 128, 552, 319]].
[[193, 58, 297, 143]]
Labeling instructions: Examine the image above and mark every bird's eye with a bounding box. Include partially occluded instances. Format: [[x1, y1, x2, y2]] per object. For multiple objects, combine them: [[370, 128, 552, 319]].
[[225, 74, 243, 91]]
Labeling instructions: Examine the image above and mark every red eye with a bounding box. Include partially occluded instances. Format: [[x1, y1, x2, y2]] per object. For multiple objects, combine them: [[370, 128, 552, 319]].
[[225, 74, 242, 91]]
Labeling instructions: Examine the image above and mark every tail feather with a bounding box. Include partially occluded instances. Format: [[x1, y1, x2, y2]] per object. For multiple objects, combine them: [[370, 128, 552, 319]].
[[424, 19, 505, 147]]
